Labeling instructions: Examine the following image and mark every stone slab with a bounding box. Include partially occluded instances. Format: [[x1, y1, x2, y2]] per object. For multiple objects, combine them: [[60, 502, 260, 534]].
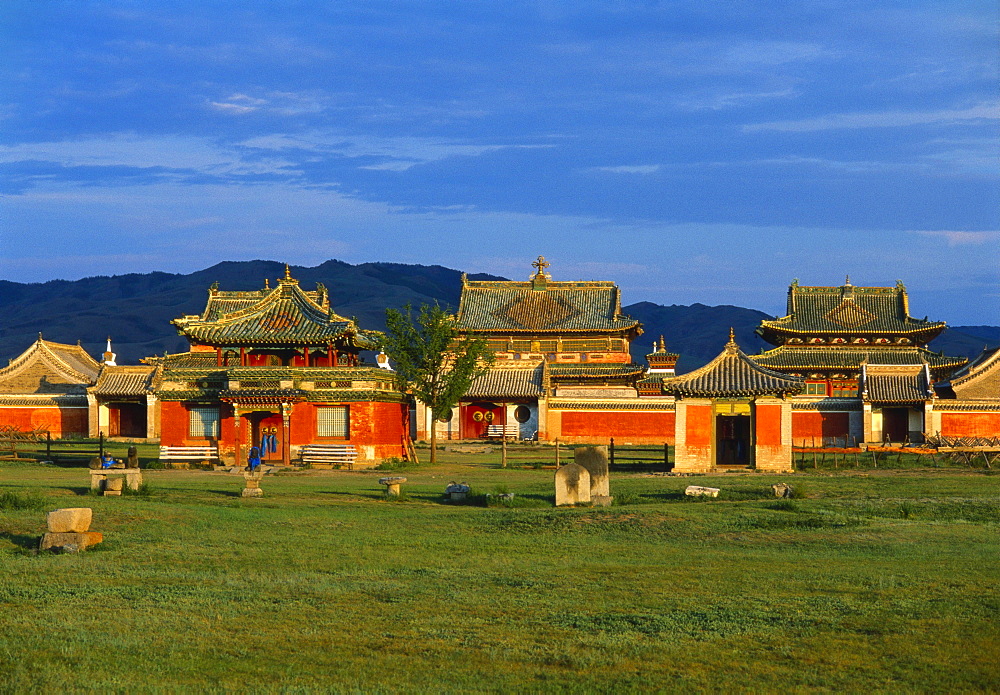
[[40, 531, 103, 552], [574, 446, 610, 497], [684, 485, 720, 498], [591, 495, 614, 507], [242, 488, 264, 498], [555, 462, 591, 506], [46, 508, 92, 533]]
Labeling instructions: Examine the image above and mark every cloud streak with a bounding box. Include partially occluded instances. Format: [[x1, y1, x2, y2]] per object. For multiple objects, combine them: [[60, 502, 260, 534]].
[[743, 102, 999, 132]]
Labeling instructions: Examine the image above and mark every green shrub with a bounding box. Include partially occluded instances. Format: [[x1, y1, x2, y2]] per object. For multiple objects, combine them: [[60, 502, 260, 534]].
[[0, 489, 46, 511], [789, 483, 809, 499], [143, 459, 167, 470], [769, 499, 798, 512], [374, 457, 411, 471]]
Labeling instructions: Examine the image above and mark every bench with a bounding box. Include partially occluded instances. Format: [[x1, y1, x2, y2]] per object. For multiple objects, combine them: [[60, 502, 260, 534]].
[[299, 444, 358, 470], [159, 446, 220, 465], [486, 424, 521, 440]]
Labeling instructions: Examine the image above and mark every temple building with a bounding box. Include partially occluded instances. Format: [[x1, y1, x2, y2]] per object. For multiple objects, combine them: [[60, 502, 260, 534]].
[[150, 266, 408, 466], [0, 336, 100, 437], [417, 257, 676, 443], [751, 279, 968, 444], [930, 347, 1000, 437], [659, 331, 804, 472]]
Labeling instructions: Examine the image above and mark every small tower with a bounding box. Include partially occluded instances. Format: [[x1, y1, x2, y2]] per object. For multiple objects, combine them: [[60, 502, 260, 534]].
[[102, 337, 117, 367], [646, 336, 678, 375]]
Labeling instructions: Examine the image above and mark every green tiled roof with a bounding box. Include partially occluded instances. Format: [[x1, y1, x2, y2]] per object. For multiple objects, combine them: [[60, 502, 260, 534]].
[[456, 275, 641, 334], [752, 346, 967, 372], [758, 280, 946, 343], [548, 363, 646, 379], [466, 366, 544, 398], [172, 274, 378, 348], [862, 372, 932, 403], [660, 336, 804, 398]]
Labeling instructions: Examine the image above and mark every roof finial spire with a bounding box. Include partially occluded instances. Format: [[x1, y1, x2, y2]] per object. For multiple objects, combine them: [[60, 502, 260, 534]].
[[659, 335, 666, 351], [284, 263, 292, 281], [37, 332, 43, 341], [531, 255, 551, 279], [845, 274, 851, 285], [264, 277, 270, 290]]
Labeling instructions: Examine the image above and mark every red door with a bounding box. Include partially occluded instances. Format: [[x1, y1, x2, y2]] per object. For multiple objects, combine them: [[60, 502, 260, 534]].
[[462, 403, 504, 439]]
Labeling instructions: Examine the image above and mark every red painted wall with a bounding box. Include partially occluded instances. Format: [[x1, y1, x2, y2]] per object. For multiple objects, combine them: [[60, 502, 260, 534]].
[[791, 411, 850, 440], [0, 407, 88, 437], [558, 410, 674, 443], [160, 399, 407, 460], [755, 404, 783, 446], [940, 412, 1000, 438], [685, 405, 712, 448]]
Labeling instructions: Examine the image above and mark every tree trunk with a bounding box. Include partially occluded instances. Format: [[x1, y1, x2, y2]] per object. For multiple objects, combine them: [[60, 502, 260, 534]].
[[430, 414, 438, 465]]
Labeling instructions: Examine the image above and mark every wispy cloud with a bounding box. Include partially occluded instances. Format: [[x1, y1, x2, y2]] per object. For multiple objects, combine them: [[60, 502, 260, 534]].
[[913, 230, 1000, 246], [584, 164, 661, 175], [743, 102, 999, 132]]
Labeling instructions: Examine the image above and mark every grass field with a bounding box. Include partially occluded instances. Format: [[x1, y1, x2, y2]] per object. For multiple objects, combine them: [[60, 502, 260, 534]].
[[1, 449, 998, 692]]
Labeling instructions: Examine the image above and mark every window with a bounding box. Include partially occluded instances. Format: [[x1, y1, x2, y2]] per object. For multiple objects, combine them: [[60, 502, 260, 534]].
[[805, 382, 826, 396], [188, 407, 220, 437], [317, 406, 350, 438]]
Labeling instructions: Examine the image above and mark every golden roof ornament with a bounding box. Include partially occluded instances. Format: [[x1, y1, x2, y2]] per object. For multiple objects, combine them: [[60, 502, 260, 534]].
[[264, 278, 270, 290], [531, 255, 551, 279], [725, 327, 738, 353]]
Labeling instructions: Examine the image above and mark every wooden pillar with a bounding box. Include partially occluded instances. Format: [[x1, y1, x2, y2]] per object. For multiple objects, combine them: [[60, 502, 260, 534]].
[[332, 350, 339, 367], [216, 348, 223, 366], [233, 406, 242, 467], [302, 346, 309, 367], [327, 343, 334, 367], [281, 402, 291, 467], [240, 346, 246, 367]]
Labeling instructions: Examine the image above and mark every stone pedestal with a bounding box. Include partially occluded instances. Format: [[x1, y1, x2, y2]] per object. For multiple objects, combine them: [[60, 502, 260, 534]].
[[104, 478, 123, 496], [379, 476, 407, 497], [445, 482, 470, 501], [242, 470, 264, 498], [90, 469, 142, 492]]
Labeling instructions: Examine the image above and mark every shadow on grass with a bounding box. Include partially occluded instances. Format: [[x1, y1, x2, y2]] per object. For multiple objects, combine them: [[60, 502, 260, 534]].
[[0, 533, 40, 551], [206, 489, 242, 498]]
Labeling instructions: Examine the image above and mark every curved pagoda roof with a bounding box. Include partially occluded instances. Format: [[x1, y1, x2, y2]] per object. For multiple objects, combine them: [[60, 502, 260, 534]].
[[0, 336, 101, 394], [659, 331, 804, 398], [455, 257, 641, 335], [172, 266, 378, 348], [757, 279, 946, 345], [752, 345, 966, 375]]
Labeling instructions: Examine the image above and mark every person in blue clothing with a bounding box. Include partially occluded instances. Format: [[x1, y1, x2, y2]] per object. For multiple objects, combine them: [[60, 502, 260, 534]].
[[247, 446, 262, 472], [100, 454, 116, 469]]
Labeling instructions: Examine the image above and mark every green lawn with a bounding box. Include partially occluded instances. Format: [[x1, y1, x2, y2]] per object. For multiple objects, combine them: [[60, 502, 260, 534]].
[[1, 455, 998, 692]]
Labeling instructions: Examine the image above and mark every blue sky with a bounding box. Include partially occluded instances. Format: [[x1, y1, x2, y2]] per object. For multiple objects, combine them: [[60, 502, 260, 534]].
[[2, 1, 997, 323]]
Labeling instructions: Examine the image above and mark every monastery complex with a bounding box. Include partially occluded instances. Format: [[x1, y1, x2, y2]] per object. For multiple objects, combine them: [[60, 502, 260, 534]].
[[1, 258, 997, 473]]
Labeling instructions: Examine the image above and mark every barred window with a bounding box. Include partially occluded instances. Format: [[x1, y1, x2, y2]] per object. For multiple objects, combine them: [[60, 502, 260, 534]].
[[317, 406, 350, 438], [188, 407, 220, 437]]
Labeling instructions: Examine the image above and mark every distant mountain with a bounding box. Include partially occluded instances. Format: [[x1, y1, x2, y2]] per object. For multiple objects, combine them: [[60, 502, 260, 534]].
[[1, 260, 996, 372], [0, 260, 502, 365]]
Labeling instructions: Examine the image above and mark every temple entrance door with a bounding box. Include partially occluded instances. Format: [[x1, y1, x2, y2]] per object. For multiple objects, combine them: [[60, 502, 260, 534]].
[[250, 412, 283, 461], [881, 408, 909, 443], [462, 402, 503, 439], [716, 414, 751, 467], [113, 403, 147, 438]]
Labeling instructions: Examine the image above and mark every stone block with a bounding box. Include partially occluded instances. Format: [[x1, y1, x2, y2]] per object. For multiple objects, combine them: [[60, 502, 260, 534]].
[[591, 494, 614, 507], [684, 485, 720, 498], [241, 487, 264, 498], [575, 446, 610, 497], [46, 508, 92, 533], [105, 478, 124, 492], [40, 531, 103, 552], [555, 462, 591, 506], [379, 476, 407, 496], [772, 483, 793, 498]]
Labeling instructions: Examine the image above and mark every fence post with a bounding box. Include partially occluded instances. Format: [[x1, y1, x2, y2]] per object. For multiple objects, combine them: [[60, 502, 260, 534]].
[[555, 439, 560, 467], [99, 432, 105, 458], [609, 437, 615, 468], [46, 431, 51, 460], [663, 443, 669, 471], [501, 433, 507, 469]]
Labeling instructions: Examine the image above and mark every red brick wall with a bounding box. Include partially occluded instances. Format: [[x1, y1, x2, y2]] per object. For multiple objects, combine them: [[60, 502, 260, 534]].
[[0, 407, 88, 437], [558, 410, 675, 443], [755, 404, 783, 446], [940, 412, 1000, 438], [791, 412, 850, 441]]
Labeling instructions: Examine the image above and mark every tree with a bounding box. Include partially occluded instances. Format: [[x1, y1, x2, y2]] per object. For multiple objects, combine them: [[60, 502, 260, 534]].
[[382, 304, 494, 463]]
